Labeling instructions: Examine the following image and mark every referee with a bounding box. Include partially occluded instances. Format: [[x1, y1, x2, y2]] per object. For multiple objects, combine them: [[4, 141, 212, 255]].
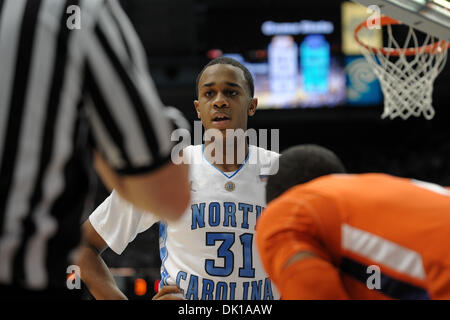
[[0, 0, 190, 299]]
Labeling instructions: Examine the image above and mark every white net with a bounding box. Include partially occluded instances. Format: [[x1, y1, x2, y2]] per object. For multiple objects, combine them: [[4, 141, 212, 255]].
[[358, 24, 448, 120]]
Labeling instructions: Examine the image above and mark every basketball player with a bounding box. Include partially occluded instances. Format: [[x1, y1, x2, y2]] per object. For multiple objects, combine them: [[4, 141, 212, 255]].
[[76, 57, 281, 300], [257, 144, 450, 299]]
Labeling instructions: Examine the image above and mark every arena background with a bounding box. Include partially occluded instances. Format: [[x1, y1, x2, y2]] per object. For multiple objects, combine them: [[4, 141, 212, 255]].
[[82, 0, 450, 299]]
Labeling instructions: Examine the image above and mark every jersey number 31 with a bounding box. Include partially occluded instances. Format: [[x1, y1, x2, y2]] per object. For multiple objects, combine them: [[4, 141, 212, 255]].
[[205, 232, 255, 278]]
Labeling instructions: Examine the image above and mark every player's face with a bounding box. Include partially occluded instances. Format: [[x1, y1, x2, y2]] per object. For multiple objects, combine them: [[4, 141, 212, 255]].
[[194, 64, 257, 132]]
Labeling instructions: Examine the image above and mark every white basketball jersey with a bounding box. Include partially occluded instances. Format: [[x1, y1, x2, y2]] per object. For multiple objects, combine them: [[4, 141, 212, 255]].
[[89, 144, 280, 300]]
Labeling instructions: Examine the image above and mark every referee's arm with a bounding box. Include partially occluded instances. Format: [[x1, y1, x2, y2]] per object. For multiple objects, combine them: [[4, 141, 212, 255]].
[[81, 0, 189, 220]]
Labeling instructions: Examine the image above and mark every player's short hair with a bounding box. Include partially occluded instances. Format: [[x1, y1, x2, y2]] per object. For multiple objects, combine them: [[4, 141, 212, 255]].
[[266, 144, 346, 203], [196, 57, 254, 98]]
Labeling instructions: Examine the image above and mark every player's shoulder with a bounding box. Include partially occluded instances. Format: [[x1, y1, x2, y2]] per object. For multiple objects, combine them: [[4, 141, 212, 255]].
[[291, 173, 401, 200], [182, 144, 201, 157], [249, 145, 279, 162], [178, 144, 202, 164], [319, 173, 404, 189], [248, 145, 279, 177], [280, 174, 352, 201]]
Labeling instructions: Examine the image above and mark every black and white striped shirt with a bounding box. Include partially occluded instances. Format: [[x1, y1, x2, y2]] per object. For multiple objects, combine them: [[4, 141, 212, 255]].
[[0, 0, 185, 290]]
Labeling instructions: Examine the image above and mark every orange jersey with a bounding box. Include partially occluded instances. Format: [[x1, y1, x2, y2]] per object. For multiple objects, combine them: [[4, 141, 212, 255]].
[[257, 173, 450, 299]]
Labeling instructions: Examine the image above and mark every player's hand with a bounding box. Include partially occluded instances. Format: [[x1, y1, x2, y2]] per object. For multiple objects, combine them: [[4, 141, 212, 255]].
[[152, 285, 185, 300]]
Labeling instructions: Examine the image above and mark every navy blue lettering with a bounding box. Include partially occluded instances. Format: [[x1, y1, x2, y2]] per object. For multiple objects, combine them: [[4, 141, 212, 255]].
[[243, 281, 249, 300], [229, 282, 236, 300], [263, 278, 274, 300], [209, 202, 220, 227], [186, 275, 199, 300], [215, 281, 228, 300], [239, 203, 253, 229], [223, 202, 236, 227], [251, 280, 263, 300], [176, 271, 187, 295], [238, 233, 255, 277], [191, 203, 206, 230], [205, 232, 235, 277], [201, 278, 214, 300]]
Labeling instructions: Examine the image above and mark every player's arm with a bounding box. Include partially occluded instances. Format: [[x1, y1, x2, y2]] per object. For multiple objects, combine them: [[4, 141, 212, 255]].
[[276, 250, 349, 300], [76, 190, 157, 300], [152, 286, 185, 300], [81, 0, 190, 221], [75, 220, 128, 300], [94, 152, 189, 222], [256, 197, 349, 300]]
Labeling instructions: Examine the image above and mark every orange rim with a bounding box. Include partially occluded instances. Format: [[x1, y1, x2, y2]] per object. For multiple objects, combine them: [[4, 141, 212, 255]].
[[354, 15, 450, 56]]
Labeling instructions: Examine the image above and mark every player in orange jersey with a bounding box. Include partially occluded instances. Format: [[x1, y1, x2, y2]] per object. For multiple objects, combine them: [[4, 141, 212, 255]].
[[256, 144, 450, 300]]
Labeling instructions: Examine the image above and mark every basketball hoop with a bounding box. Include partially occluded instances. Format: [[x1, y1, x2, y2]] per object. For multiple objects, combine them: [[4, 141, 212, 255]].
[[354, 15, 449, 120]]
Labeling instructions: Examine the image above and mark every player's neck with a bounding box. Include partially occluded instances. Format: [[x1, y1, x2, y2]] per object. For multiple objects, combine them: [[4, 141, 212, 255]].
[[204, 139, 249, 173]]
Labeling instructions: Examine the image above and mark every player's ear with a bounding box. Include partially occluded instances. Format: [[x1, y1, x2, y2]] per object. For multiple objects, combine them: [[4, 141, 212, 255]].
[[248, 98, 257, 117], [193, 100, 201, 119]]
